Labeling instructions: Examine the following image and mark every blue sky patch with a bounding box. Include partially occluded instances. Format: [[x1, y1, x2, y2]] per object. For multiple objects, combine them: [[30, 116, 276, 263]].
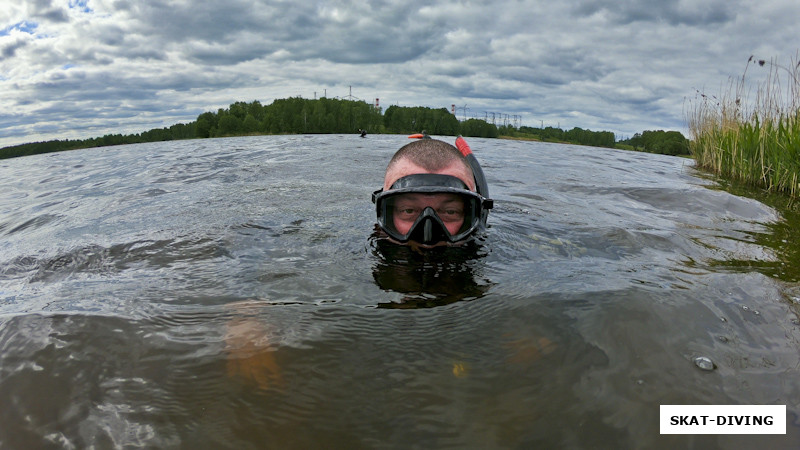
[[69, 0, 93, 13], [0, 21, 39, 37]]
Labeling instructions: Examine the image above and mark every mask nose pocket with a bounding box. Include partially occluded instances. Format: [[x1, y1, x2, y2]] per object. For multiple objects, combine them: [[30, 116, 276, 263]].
[[423, 216, 433, 243], [408, 207, 448, 245]]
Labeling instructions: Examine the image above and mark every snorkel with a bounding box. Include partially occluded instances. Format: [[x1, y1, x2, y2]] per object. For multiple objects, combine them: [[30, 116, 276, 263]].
[[454, 135, 490, 227], [408, 132, 492, 228]]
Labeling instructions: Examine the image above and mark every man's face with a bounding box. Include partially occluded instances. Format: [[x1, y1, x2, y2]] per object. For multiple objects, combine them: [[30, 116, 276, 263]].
[[383, 159, 475, 192], [391, 193, 466, 236]]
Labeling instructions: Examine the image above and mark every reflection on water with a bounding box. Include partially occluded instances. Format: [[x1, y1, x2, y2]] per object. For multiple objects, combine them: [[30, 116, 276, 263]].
[[370, 232, 492, 308], [0, 135, 799, 448], [697, 177, 800, 284]]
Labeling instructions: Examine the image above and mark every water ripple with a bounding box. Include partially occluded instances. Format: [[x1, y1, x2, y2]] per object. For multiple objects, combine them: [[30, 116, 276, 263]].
[[1, 136, 799, 447]]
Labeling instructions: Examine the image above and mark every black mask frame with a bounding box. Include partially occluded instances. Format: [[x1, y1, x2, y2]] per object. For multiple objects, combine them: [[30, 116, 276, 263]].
[[372, 174, 493, 245]]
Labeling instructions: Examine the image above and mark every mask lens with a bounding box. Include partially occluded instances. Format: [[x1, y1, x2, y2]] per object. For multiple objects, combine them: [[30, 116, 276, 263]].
[[378, 191, 480, 243]]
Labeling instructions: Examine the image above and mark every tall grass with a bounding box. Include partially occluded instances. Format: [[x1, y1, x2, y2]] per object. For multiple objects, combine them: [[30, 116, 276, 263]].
[[687, 55, 800, 197]]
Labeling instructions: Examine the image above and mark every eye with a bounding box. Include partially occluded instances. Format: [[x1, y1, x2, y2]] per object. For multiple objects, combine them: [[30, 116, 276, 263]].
[[438, 208, 464, 219], [395, 206, 418, 217]]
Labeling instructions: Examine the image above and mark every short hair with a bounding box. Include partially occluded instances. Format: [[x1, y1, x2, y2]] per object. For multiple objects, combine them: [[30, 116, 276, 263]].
[[386, 139, 472, 176]]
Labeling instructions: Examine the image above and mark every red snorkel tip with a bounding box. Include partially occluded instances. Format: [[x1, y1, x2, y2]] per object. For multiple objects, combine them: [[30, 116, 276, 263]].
[[455, 135, 472, 157]]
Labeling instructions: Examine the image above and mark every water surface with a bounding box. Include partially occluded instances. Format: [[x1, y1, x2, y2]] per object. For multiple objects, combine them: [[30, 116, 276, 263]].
[[1, 135, 799, 448]]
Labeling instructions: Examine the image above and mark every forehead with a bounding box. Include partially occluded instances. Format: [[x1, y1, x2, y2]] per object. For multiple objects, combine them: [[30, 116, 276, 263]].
[[384, 159, 475, 191]]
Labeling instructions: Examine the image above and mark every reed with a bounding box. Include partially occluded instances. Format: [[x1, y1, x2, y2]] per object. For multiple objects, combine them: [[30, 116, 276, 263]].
[[687, 55, 800, 197]]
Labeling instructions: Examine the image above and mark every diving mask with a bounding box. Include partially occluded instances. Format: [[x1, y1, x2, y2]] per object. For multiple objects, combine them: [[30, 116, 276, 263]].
[[372, 173, 493, 245]]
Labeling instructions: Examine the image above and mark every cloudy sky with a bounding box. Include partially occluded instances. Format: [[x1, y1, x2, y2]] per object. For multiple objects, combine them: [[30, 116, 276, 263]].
[[1, 0, 798, 148]]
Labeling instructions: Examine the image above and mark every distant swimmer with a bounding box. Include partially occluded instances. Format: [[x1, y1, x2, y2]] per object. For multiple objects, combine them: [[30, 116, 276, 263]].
[[371, 134, 492, 248]]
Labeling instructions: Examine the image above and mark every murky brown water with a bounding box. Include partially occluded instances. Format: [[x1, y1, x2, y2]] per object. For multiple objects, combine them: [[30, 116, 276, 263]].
[[1, 135, 798, 448]]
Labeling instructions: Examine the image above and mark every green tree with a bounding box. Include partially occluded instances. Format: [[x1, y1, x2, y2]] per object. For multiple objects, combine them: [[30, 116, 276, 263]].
[[216, 114, 242, 136], [243, 114, 260, 134], [459, 119, 499, 138]]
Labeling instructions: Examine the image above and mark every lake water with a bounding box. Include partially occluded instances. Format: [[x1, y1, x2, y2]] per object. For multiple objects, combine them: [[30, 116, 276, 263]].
[[1, 135, 799, 448]]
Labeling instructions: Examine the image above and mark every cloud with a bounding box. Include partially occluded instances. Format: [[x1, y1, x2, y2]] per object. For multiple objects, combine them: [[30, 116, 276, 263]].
[[1, 0, 800, 147], [573, 0, 738, 26], [1, 31, 32, 59]]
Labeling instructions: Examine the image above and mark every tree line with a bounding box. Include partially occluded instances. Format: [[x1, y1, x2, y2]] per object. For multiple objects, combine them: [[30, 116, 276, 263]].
[[0, 96, 688, 159], [196, 97, 384, 137], [617, 130, 690, 156], [499, 125, 689, 155], [508, 125, 617, 148]]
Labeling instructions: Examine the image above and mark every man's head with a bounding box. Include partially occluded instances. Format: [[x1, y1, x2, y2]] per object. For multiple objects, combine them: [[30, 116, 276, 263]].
[[373, 138, 491, 247], [383, 139, 475, 191]]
